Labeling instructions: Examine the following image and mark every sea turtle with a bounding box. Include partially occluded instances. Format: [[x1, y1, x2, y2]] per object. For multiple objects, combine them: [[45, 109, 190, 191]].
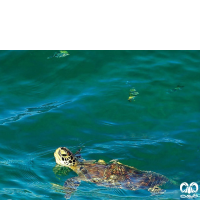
[[47, 50, 69, 59], [54, 147, 168, 199]]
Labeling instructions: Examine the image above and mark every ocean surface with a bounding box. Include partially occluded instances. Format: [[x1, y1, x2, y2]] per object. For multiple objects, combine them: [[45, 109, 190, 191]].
[[0, 50, 199, 200]]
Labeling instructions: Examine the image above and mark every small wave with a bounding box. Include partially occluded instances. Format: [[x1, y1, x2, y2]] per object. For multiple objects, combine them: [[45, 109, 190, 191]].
[[0, 188, 50, 199], [100, 120, 118, 126], [0, 145, 56, 199], [0, 100, 71, 125]]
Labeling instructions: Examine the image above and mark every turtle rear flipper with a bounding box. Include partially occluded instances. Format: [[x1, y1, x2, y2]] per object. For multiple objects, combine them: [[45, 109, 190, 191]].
[[148, 186, 165, 195], [64, 177, 81, 199]]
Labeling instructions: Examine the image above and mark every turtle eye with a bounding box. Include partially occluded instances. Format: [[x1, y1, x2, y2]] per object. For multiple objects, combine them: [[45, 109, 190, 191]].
[[62, 154, 67, 156]]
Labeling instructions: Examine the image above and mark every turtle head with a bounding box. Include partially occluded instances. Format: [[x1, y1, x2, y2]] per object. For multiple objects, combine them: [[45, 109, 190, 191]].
[[54, 147, 78, 168]]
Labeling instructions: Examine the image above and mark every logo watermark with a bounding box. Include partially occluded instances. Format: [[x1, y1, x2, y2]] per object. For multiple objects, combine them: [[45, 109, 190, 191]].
[[180, 182, 200, 199]]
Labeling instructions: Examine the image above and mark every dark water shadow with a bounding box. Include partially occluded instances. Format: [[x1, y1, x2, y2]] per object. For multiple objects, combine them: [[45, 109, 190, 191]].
[[0, 100, 71, 125]]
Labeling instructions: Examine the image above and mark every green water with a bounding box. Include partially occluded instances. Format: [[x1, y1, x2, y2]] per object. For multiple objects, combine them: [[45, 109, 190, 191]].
[[0, 50, 199, 200]]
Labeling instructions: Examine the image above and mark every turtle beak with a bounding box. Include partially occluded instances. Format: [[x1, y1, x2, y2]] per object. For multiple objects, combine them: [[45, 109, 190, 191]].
[[54, 147, 62, 165]]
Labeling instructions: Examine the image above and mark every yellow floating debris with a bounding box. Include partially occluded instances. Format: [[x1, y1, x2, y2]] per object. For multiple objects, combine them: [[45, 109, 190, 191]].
[[97, 159, 106, 165], [128, 87, 139, 102]]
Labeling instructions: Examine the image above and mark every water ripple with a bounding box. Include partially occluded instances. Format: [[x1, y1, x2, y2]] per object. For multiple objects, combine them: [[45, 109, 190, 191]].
[[0, 100, 71, 125], [92, 137, 185, 152], [0, 188, 50, 199]]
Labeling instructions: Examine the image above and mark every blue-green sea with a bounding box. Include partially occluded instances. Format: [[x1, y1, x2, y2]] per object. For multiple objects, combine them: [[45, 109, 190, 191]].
[[0, 50, 200, 200]]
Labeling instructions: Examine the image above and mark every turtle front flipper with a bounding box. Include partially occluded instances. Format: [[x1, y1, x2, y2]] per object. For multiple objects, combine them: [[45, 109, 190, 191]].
[[148, 186, 165, 195], [74, 148, 82, 160], [64, 177, 81, 199], [74, 148, 96, 164]]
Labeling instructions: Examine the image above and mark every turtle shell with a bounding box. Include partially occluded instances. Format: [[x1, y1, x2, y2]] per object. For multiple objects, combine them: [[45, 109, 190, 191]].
[[75, 162, 168, 191]]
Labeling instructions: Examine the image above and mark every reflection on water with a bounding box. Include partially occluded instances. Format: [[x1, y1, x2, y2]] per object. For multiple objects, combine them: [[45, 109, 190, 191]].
[[0, 101, 71, 125], [0, 188, 48, 199], [0, 144, 56, 199]]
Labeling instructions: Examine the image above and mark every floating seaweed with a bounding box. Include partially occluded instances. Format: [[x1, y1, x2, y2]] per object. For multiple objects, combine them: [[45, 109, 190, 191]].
[[47, 50, 69, 59], [128, 87, 139, 102]]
